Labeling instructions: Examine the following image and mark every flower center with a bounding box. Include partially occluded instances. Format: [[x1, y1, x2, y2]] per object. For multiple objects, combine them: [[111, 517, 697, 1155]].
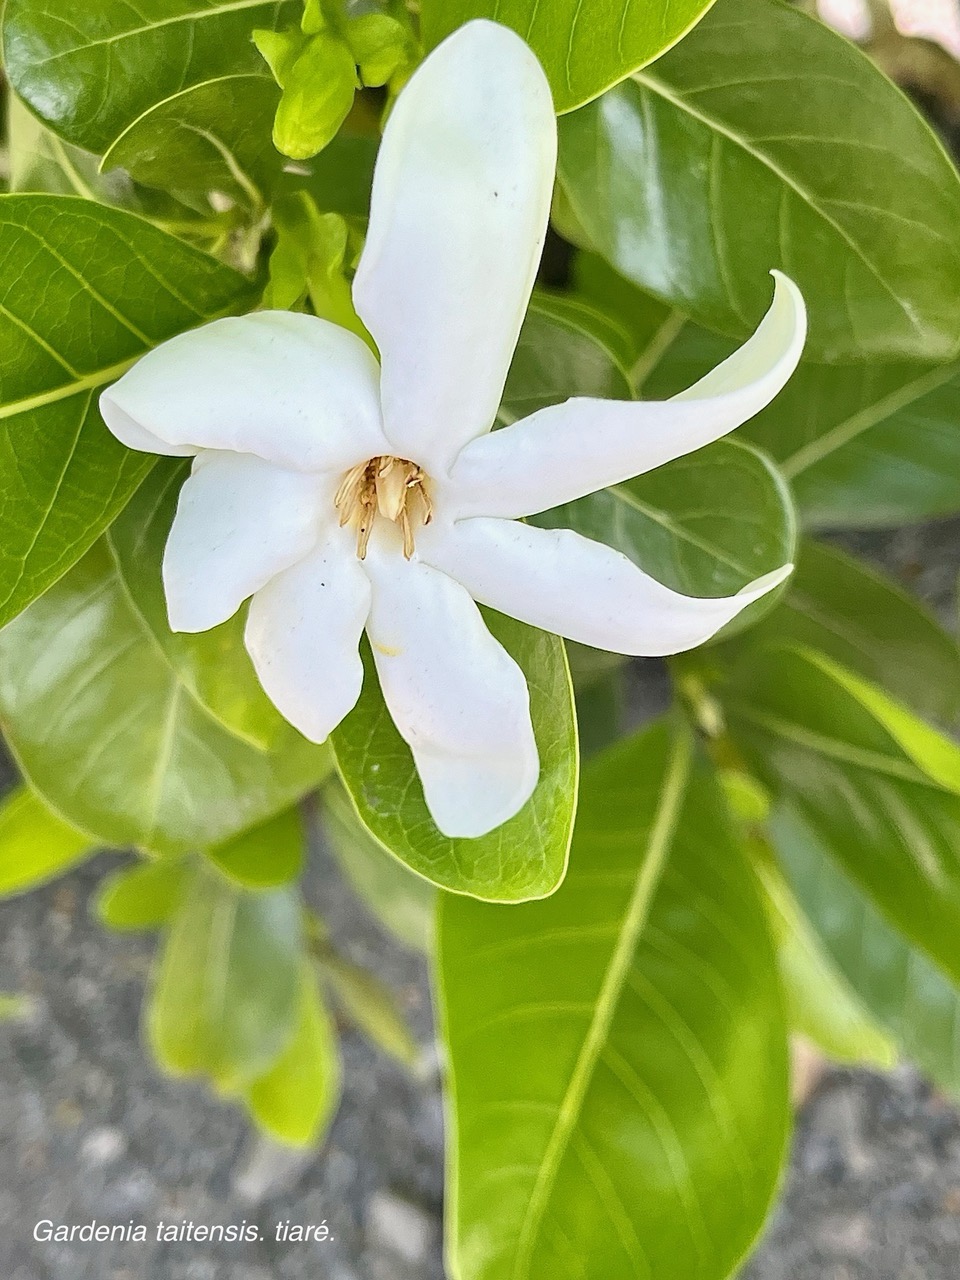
[[334, 455, 433, 560]]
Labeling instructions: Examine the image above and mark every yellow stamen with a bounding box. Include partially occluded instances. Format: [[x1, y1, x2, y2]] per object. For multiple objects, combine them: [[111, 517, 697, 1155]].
[[334, 455, 432, 560]]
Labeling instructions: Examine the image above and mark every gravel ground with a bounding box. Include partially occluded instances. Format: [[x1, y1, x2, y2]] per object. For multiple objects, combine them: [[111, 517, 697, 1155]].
[[0, 518, 957, 1280]]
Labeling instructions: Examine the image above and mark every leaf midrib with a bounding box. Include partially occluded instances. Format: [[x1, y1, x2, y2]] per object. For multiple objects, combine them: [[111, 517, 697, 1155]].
[[511, 724, 694, 1278]]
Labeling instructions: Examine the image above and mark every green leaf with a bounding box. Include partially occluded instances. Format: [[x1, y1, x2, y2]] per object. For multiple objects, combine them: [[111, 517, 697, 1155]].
[[727, 540, 960, 726], [332, 618, 577, 901], [95, 857, 187, 930], [722, 644, 960, 989], [313, 942, 420, 1070], [755, 847, 896, 1067], [3, 0, 300, 154], [0, 542, 332, 854], [148, 861, 301, 1091], [557, 0, 960, 361], [107, 460, 287, 751], [269, 32, 358, 161], [323, 781, 436, 952], [772, 802, 960, 1098], [207, 807, 305, 889], [536, 438, 797, 641], [245, 963, 341, 1146], [0, 194, 255, 629], [283, 131, 378, 217], [438, 720, 789, 1280], [0, 784, 95, 897], [421, 0, 716, 114], [636, 319, 960, 527], [102, 74, 283, 213]]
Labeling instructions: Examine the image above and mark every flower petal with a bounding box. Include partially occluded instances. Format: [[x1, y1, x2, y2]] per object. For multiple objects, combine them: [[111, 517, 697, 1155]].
[[420, 517, 791, 655], [446, 272, 806, 518], [244, 530, 371, 743], [352, 20, 556, 475], [163, 451, 327, 633], [362, 534, 539, 838], [100, 311, 387, 472]]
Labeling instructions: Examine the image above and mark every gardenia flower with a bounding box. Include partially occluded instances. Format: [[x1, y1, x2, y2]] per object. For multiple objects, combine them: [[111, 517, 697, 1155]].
[[99, 20, 806, 839]]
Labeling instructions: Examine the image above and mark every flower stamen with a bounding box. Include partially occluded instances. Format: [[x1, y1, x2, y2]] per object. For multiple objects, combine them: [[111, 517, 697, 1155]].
[[335, 456, 433, 560]]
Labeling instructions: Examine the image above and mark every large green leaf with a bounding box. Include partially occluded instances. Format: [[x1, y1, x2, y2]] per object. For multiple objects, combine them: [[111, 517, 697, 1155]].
[[332, 618, 577, 902], [0, 784, 96, 896], [421, 0, 717, 114], [727, 540, 960, 726], [148, 860, 301, 1091], [107, 459, 286, 750], [558, 0, 960, 361], [0, 194, 254, 629], [722, 644, 960, 989], [101, 74, 283, 212], [772, 803, 960, 1098], [3, 0, 299, 155], [439, 720, 789, 1280], [0, 542, 332, 854]]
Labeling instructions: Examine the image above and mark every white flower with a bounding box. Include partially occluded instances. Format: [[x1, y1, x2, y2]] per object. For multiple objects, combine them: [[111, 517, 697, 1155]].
[[99, 19, 806, 840]]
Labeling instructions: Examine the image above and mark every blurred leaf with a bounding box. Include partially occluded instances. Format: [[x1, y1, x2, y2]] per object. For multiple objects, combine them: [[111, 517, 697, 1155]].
[[102, 74, 284, 213], [332, 620, 577, 902], [283, 132, 378, 217], [574, 667, 626, 758], [3, 0, 299, 154], [107, 459, 288, 751], [773, 802, 960, 1098], [323, 781, 435, 953], [723, 644, 960, 988], [558, 0, 960, 361], [0, 542, 332, 855], [148, 862, 301, 1091], [0, 993, 32, 1020], [726, 540, 960, 726], [0, 194, 254, 629], [245, 963, 341, 1146], [421, 0, 716, 113], [439, 720, 789, 1280], [0, 785, 95, 897], [208, 807, 305, 889], [312, 935, 420, 1070], [96, 858, 187, 931]]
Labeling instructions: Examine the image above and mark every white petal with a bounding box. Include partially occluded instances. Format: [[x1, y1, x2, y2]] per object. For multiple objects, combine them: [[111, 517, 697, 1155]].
[[352, 20, 556, 474], [420, 517, 791, 656], [362, 534, 539, 838], [446, 272, 806, 519], [162, 451, 327, 633], [244, 531, 371, 743], [100, 311, 387, 471]]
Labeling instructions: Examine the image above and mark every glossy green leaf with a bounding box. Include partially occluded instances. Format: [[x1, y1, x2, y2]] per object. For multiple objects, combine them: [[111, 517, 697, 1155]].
[[207, 807, 305, 889], [421, 0, 716, 113], [107, 460, 287, 750], [96, 857, 187, 931], [557, 0, 960, 361], [536, 438, 797, 641], [148, 861, 301, 1091], [728, 540, 960, 726], [323, 781, 435, 953], [0, 784, 95, 897], [439, 720, 789, 1280], [756, 848, 896, 1067], [102, 74, 283, 212], [0, 542, 332, 855], [332, 618, 577, 902], [245, 964, 341, 1146], [722, 644, 960, 989], [0, 194, 254, 629], [772, 802, 960, 1098], [3, 0, 300, 154]]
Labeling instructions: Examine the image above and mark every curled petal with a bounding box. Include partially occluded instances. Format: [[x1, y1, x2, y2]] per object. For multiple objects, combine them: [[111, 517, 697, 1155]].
[[446, 272, 806, 519], [245, 531, 371, 743], [362, 534, 539, 838], [353, 20, 556, 474], [100, 311, 387, 472], [420, 517, 791, 656], [164, 452, 327, 633]]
